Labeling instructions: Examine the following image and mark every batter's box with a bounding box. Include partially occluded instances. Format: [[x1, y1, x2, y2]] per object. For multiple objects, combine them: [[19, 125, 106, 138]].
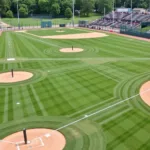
[[16, 138, 44, 150]]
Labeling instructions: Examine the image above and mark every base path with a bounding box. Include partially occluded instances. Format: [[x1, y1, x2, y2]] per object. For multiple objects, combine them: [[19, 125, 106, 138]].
[[0, 129, 66, 150], [41, 32, 108, 39], [0, 71, 33, 83], [140, 81, 150, 106], [60, 48, 84, 53]]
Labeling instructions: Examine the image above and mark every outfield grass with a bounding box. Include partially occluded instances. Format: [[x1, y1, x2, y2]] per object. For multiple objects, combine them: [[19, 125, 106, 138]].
[[2, 14, 100, 27], [0, 28, 150, 150]]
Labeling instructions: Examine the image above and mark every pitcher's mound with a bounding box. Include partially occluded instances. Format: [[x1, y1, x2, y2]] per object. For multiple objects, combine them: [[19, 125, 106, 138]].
[[0, 129, 66, 150], [0, 71, 33, 83], [60, 48, 84, 53]]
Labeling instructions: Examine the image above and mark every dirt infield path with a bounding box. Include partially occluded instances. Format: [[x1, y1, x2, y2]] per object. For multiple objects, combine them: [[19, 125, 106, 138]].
[[0, 21, 10, 27], [16, 30, 108, 39], [41, 32, 108, 39]]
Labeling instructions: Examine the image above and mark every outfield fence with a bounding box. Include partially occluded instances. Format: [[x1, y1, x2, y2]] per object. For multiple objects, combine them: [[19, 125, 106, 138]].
[[120, 25, 150, 39]]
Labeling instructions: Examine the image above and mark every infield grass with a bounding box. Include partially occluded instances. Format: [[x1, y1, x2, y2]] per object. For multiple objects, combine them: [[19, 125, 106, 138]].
[[0, 28, 150, 150]]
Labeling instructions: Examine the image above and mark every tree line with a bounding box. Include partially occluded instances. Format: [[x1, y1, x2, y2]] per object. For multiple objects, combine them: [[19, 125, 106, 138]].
[[0, 0, 150, 18]]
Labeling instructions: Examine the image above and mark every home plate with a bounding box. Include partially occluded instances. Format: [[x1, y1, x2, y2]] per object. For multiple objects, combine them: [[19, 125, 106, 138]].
[[7, 58, 15, 61], [44, 133, 51, 138]]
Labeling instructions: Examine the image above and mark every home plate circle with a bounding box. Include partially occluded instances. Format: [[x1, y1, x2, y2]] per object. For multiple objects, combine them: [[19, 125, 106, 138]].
[[0, 129, 66, 150]]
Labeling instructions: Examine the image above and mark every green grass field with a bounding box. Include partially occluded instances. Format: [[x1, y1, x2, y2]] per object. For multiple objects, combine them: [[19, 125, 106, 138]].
[[27, 28, 90, 36], [141, 26, 150, 32], [2, 14, 100, 27], [0, 28, 150, 150]]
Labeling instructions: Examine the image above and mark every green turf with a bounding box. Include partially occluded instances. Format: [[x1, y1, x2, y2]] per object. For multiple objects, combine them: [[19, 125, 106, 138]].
[[2, 14, 100, 27], [0, 28, 150, 150], [140, 26, 150, 32], [27, 28, 91, 36]]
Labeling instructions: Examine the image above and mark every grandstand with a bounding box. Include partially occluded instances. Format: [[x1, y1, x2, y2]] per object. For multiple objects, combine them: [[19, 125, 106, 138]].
[[89, 9, 150, 29]]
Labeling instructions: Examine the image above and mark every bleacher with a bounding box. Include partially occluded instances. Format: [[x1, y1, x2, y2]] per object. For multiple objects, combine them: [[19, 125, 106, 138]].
[[89, 11, 150, 29]]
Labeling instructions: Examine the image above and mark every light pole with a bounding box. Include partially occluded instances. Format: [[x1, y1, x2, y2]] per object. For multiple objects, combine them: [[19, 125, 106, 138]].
[[131, 0, 132, 27], [17, 0, 20, 29], [113, 0, 115, 25], [104, 7, 106, 17], [124, 2, 126, 7], [72, 0, 75, 27]]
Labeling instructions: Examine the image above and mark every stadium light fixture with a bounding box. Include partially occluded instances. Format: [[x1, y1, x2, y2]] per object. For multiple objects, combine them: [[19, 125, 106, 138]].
[[17, 0, 20, 29], [113, 0, 115, 25], [131, 0, 133, 27], [72, 0, 75, 27]]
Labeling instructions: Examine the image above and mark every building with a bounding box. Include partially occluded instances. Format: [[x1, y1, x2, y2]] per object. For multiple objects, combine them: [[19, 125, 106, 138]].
[[133, 8, 147, 13]]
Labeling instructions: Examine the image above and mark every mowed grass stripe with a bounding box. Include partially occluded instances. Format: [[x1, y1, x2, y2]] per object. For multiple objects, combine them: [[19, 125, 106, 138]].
[[102, 36, 150, 56], [90, 67, 120, 82], [15, 32, 61, 48], [21, 86, 37, 116], [45, 76, 77, 115], [106, 34, 150, 51], [13, 33, 49, 58], [107, 118, 149, 150], [12, 87, 24, 120], [92, 104, 130, 123], [26, 85, 43, 116], [5, 32, 15, 58], [0, 88, 5, 123], [108, 63, 136, 76], [8, 88, 13, 121], [104, 110, 149, 149], [30, 85, 48, 116], [3, 88, 8, 123], [69, 97, 116, 118], [18, 87, 29, 117], [94, 64, 132, 80], [0, 34, 5, 58]]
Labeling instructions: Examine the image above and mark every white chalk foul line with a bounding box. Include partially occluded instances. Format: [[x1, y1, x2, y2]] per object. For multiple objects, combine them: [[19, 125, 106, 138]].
[[31, 88, 150, 141], [56, 88, 150, 131]]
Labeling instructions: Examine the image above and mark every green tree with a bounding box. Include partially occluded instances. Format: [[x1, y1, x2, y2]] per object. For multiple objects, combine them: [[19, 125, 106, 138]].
[[38, 0, 49, 13], [51, 3, 60, 16], [6, 10, 13, 18], [19, 7, 28, 17], [0, 0, 11, 17], [75, 0, 82, 10], [80, 0, 94, 16], [65, 7, 72, 19], [60, 0, 72, 15], [96, 0, 112, 14]]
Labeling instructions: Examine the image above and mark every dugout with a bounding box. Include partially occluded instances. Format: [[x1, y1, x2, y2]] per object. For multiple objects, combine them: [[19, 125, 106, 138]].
[[59, 24, 66, 27], [79, 20, 89, 27], [41, 21, 52, 28]]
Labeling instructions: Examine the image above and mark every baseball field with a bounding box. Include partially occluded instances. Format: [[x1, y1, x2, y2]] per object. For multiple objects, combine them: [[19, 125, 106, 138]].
[[0, 28, 150, 150]]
